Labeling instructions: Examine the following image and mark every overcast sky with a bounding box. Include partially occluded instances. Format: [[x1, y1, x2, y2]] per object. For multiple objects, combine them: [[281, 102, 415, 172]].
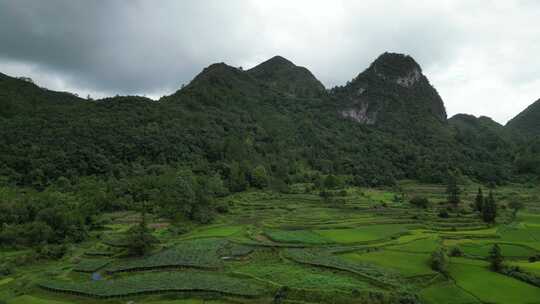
[[0, 0, 539, 124]]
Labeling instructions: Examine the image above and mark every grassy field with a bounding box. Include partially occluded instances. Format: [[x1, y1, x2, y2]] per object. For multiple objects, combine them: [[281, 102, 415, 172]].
[[1, 181, 540, 304]]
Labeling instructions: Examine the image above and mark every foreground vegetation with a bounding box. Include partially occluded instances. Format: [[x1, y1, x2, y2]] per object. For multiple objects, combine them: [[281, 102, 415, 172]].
[[1, 180, 539, 304]]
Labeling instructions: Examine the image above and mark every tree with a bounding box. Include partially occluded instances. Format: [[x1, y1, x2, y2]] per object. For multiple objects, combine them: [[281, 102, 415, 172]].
[[323, 174, 340, 189], [126, 211, 157, 256], [409, 196, 430, 209], [489, 244, 503, 272], [227, 162, 248, 192], [474, 187, 484, 212], [482, 191, 497, 223], [251, 165, 269, 189], [430, 247, 449, 274], [446, 173, 460, 206]]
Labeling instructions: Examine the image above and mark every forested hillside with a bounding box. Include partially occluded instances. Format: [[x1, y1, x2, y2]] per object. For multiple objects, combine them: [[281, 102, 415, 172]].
[[0, 53, 538, 248], [507, 98, 540, 137], [1, 53, 533, 190]]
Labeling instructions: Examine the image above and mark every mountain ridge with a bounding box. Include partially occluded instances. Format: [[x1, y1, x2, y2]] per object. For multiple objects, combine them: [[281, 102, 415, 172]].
[[506, 98, 540, 138], [0, 52, 538, 187]]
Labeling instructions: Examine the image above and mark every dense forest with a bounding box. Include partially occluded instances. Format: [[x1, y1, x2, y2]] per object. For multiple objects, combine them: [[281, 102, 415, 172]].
[[0, 52, 539, 249]]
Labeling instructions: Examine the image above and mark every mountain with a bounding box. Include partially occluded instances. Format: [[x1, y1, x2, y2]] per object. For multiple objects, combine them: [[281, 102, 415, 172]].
[[332, 53, 446, 132], [247, 56, 326, 97], [449, 114, 513, 143], [0, 52, 535, 190], [506, 98, 540, 137]]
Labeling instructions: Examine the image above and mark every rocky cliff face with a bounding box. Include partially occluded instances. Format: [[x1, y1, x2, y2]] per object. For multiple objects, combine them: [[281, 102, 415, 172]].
[[333, 53, 447, 130]]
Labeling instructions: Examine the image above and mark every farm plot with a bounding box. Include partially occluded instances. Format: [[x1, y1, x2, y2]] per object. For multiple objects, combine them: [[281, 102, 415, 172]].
[[236, 261, 375, 291], [342, 250, 435, 277], [283, 248, 401, 287], [386, 235, 440, 253], [106, 238, 228, 273], [39, 271, 267, 298], [316, 224, 408, 244], [420, 281, 480, 304], [182, 225, 245, 239], [7, 295, 75, 304], [498, 226, 538, 243], [459, 242, 537, 259], [263, 229, 330, 244], [449, 259, 540, 304], [72, 258, 112, 272]]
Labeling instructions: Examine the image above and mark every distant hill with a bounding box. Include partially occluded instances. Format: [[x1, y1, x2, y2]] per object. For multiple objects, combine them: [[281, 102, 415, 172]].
[[247, 56, 326, 97], [506, 98, 540, 138]]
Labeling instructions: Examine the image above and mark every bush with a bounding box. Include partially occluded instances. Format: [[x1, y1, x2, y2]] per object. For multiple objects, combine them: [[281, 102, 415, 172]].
[[36, 244, 68, 260], [409, 196, 430, 208], [215, 202, 229, 213], [430, 248, 448, 274], [0, 262, 14, 276], [438, 210, 449, 218], [528, 255, 540, 262], [501, 266, 540, 287], [449, 246, 463, 257]]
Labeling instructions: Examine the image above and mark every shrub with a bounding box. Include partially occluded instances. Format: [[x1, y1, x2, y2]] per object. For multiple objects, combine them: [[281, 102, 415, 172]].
[[528, 255, 540, 262], [36, 244, 68, 260], [449, 246, 463, 257], [409, 196, 430, 208], [430, 248, 448, 274], [0, 262, 14, 276], [438, 210, 449, 218], [215, 201, 229, 213]]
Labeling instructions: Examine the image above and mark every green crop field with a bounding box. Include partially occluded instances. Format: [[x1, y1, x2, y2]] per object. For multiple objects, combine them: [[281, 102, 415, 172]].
[[315, 224, 409, 244], [2, 183, 540, 304], [449, 260, 540, 303], [342, 250, 435, 277]]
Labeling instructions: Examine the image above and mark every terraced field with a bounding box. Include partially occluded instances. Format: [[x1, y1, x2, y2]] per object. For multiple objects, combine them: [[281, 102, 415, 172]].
[[1, 182, 540, 304]]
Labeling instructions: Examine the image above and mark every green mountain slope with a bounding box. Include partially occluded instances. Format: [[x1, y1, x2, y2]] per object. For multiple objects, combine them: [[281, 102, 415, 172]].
[[506, 99, 540, 137], [247, 56, 326, 97], [0, 53, 535, 189]]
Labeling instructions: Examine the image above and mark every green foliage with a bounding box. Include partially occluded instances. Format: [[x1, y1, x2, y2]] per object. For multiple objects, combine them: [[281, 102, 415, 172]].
[[474, 188, 484, 212], [482, 191, 497, 223], [409, 196, 430, 209], [323, 175, 341, 189], [125, 213, 158, 256], [447, 246, 463, 257], [446, 173, 461, 206], [489, 244, 504, 272], [430, 248, 448, 274], [507, 99, 540, 137], [250, 165, 269, 189]]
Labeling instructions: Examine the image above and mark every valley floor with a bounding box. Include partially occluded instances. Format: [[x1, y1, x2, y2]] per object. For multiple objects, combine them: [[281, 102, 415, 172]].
[[1, 181, 540, 304]]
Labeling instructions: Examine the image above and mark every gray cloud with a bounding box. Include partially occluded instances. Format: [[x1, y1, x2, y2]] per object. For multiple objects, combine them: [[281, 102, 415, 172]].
[[0, 0, 538, 123]]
